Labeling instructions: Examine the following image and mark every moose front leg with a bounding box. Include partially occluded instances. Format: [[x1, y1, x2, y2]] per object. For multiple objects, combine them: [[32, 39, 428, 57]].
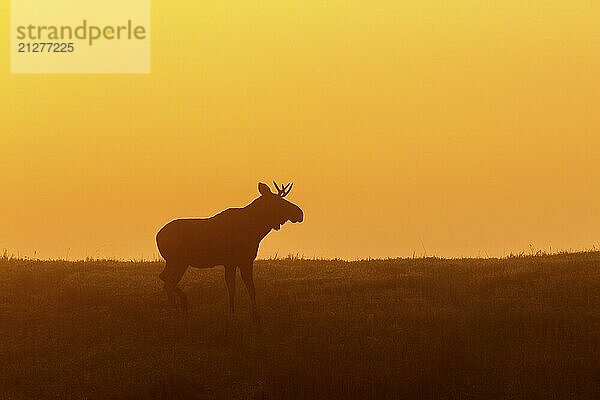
[[240, 263, 259, 322]]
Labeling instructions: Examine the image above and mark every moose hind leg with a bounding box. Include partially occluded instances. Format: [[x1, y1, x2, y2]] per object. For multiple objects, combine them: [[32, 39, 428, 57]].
[[160, 262, 177, 307], [164, 262, 189, 315], [159, 264, 171, 282]]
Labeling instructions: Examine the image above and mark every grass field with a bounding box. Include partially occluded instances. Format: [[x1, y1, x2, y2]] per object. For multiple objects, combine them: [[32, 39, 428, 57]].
[[2, 253, 600, 399]]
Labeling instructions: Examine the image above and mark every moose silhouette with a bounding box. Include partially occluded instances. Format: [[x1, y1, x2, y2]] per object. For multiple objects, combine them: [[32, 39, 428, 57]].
[[156, 181, 304, 320]]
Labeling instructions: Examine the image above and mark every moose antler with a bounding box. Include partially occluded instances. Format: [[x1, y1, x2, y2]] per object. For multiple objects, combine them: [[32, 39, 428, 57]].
[[273, 181, 293, 197]]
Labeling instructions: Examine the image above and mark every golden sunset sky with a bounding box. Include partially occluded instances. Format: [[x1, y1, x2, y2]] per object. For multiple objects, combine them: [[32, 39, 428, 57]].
[[1, 1, 599, 260]]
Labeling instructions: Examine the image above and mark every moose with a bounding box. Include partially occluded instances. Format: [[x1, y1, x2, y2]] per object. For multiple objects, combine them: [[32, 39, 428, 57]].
[[156, 181, 304, 321]]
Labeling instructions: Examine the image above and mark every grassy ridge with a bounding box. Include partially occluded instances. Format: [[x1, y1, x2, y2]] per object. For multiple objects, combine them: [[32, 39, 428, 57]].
[[2, 253, 600, 399]]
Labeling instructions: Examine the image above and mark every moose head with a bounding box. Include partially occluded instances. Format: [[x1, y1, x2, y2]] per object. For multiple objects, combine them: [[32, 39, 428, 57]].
[[256, 181, 304, 231]]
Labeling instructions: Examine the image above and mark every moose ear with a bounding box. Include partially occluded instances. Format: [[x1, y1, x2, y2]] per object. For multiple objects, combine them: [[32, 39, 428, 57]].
[[258, 182, 272, 196]]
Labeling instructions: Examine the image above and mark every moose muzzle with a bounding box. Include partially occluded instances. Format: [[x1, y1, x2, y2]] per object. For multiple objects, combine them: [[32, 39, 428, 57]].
[[290, 208, 304, 223]]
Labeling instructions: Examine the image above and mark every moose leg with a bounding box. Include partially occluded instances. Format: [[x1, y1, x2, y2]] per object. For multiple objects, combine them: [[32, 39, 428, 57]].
[[165, 263, 189, 315], [224, 265, 236, 314], [159, 263, 173, 282], [160, 262, 178, 307], [240, 264, 259, 322]]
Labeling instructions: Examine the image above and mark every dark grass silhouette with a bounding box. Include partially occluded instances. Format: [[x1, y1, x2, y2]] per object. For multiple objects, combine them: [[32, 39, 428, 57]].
[[2, 253, 600, 399], [157, 182, 303, 320]]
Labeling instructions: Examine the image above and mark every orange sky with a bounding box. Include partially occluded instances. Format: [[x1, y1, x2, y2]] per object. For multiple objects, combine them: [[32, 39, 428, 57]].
[[1, 1, 599, 260]]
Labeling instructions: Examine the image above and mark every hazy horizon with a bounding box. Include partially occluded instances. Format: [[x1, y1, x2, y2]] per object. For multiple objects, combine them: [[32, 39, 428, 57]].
[[2, 240, 598, 262]]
